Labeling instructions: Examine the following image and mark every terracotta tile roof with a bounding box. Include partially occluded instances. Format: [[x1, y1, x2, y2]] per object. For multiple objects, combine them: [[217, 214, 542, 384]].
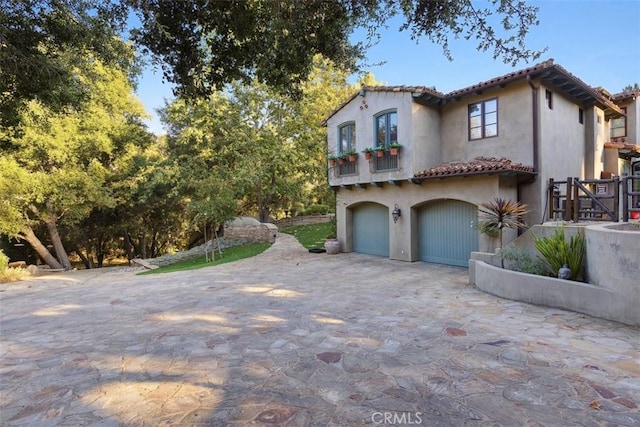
[[322, 85, 443, 125], [420, 59, 623, 117], [446, 59, 556, 98], [324, 59, 624, 124], [604, 142, 640, 152], [611, 89, 640, 103], [413, 157, 535, 180]]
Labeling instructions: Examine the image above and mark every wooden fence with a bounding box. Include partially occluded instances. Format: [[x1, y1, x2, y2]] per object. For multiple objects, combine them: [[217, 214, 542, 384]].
[[547, 175, 640, 222]]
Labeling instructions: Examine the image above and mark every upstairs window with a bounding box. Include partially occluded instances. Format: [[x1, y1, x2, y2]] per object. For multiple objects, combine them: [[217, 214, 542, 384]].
[[469, 98, 498, 140], [339, 122, 356, 154], [579, 108, 584, 124], [375, 110, 397, 147], [545, 90, 553, 109], [610, 107, 627, 138]]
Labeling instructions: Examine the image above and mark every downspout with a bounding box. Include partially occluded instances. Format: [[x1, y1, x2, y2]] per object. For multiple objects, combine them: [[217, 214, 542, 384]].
[[526, 75, 539, 172], [527, 75, 543, 224]]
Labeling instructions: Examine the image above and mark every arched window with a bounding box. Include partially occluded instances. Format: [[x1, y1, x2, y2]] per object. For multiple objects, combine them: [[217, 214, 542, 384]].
[[374, 110, 397, 148], [338, 122, 356, 154]]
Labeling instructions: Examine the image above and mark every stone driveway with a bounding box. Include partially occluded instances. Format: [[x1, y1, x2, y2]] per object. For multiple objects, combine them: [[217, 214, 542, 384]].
[[1, 233, 639, 426]]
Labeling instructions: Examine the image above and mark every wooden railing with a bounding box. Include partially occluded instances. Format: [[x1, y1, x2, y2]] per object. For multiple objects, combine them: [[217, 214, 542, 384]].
[[547, 175, 640, 222]]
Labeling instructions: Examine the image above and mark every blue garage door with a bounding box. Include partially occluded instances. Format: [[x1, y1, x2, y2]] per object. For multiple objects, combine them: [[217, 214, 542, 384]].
[[352, 203, 389, 257], [419, 200, 478, 267]]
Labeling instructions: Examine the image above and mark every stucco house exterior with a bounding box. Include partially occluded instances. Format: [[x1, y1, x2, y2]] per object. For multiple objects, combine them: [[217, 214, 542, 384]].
[[324, 59, 639, 267]]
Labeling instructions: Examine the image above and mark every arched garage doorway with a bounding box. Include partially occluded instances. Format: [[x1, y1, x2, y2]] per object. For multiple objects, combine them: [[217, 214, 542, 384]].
[[351, 202, 389, 257], [418, 199, 478, 267]]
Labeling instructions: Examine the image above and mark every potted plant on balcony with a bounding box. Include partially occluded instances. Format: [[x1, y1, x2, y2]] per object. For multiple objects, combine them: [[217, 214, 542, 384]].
[[389, 143, 402, 156], [346, 149, 358, 162], [375, 145, 386, 158], [338, 153, 347, 165], [362, 147, 375, 160], [328, 155, 338, 167]]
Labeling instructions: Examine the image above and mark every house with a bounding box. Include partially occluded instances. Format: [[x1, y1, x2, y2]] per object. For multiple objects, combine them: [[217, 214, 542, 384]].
[[324, 59, 639, 267]]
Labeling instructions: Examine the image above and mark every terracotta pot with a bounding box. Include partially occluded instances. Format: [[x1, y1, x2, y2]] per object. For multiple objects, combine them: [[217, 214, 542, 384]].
[[348, 154, 357, 162], [377, 150, 385, 158], [338, 158, 345, 165], [364, 152, 372, 160], [328, 159, 336, 167], [390, 148, 399, 156]]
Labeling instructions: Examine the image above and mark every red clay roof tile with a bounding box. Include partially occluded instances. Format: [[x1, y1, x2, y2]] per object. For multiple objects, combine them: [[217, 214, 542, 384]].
[[413, 157, 535, 180]]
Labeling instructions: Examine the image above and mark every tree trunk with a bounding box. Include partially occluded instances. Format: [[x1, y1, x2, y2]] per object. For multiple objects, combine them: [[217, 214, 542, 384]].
[[74, 247, 93, 269], [123, 231, 135, 261], [20, 226, 63, 269], [45, 219, 72, 270]]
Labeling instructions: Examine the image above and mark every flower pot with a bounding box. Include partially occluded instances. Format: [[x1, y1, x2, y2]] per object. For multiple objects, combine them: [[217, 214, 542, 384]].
[[376, 150, 385, 158], [324, 239, 340, 255], [364, 152, 372, 160], [348, 154, 357, 162], [338, 158, 345, 165], [390, 147, 399, 156], [328, 159, 336, 167]]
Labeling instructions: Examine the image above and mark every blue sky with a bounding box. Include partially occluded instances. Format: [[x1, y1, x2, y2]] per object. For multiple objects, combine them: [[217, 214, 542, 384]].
[[135, 0, 640, 135]]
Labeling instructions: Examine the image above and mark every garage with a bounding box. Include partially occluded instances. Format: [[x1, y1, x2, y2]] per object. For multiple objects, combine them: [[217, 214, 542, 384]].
[[418, 199, 479, 267], [352, 202, 389, 257]]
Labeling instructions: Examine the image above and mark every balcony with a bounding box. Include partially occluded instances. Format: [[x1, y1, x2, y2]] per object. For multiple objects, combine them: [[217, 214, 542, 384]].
[[334, 158, 357, 177], [372, 151, 399, 172]]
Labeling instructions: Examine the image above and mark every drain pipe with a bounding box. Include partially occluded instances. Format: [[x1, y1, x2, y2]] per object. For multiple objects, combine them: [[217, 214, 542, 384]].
[[526, 75, 539, 173]]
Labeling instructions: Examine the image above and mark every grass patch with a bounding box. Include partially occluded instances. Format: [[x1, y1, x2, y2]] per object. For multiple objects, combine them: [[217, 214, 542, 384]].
[[279, 222, 333, 249], [0, 268, 31, 283], [137, 242, 271, 275]]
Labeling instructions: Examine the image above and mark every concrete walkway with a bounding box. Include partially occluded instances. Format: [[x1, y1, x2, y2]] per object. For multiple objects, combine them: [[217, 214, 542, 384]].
[[1, 234, 638, 426]]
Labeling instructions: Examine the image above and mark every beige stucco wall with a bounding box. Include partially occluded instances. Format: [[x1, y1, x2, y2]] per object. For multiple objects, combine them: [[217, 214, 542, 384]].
[[327, 90, 431, 187], [440, 81, 534, 165], [334, 175, 518, 261]]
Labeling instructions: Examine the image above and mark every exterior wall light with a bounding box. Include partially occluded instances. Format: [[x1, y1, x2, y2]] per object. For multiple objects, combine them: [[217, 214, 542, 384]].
[[392, 204, 401, 223]]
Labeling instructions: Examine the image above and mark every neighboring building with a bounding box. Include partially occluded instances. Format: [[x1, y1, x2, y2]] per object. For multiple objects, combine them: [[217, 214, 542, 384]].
[[324, 59, 639, 267]]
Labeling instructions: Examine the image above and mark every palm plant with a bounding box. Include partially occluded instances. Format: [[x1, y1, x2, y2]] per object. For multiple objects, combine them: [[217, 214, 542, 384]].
[[478, 198, 529, 268]]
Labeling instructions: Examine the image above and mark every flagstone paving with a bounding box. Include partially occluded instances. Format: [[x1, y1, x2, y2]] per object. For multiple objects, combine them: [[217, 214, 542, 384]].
[[1, 233, 639, 426]]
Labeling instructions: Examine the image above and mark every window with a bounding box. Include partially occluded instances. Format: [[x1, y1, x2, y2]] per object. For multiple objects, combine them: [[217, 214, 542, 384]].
[[545, 90, 553, 109], [469, 98, 497, 140], [610, 107, 627, 138], [338, 122, 356, 154], [578, 108, 584, 124], [374, 110, 397, 147]]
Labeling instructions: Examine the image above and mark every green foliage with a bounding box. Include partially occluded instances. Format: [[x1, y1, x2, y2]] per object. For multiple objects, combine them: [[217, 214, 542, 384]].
[[0, 0, 133, 127], [306, 205, 330, 215], [0, 249, 31, 282], [533, 227, 586, 281], [0, 249, 8, 274], [279, 222, 335, 249], [130, 0, 544, 99], [137, 243, 270, 275], [478, 198, 529, 267], [501, 246, 547, 276]]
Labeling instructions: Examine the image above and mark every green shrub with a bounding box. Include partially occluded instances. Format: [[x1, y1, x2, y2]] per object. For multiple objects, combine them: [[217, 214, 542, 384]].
[[501, 246, 548, 276], [0, 249, 8, 274], [533, 226, 586, 281], [306, 204, 329, 215]]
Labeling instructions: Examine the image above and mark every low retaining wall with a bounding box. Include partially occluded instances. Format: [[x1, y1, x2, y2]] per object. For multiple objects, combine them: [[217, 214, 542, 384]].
[[469, 222, 639, 326], [470, 260, 638, 326], [225, 218, 278, 244]]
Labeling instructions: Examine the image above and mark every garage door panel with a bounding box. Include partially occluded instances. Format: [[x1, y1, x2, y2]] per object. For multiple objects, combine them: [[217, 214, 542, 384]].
[[353, 203, 389, 257], [419, 200, 478, 267]]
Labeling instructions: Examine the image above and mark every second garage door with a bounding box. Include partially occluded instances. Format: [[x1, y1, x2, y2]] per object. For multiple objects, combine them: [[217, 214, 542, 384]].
[[418, 200, 478, 267]]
